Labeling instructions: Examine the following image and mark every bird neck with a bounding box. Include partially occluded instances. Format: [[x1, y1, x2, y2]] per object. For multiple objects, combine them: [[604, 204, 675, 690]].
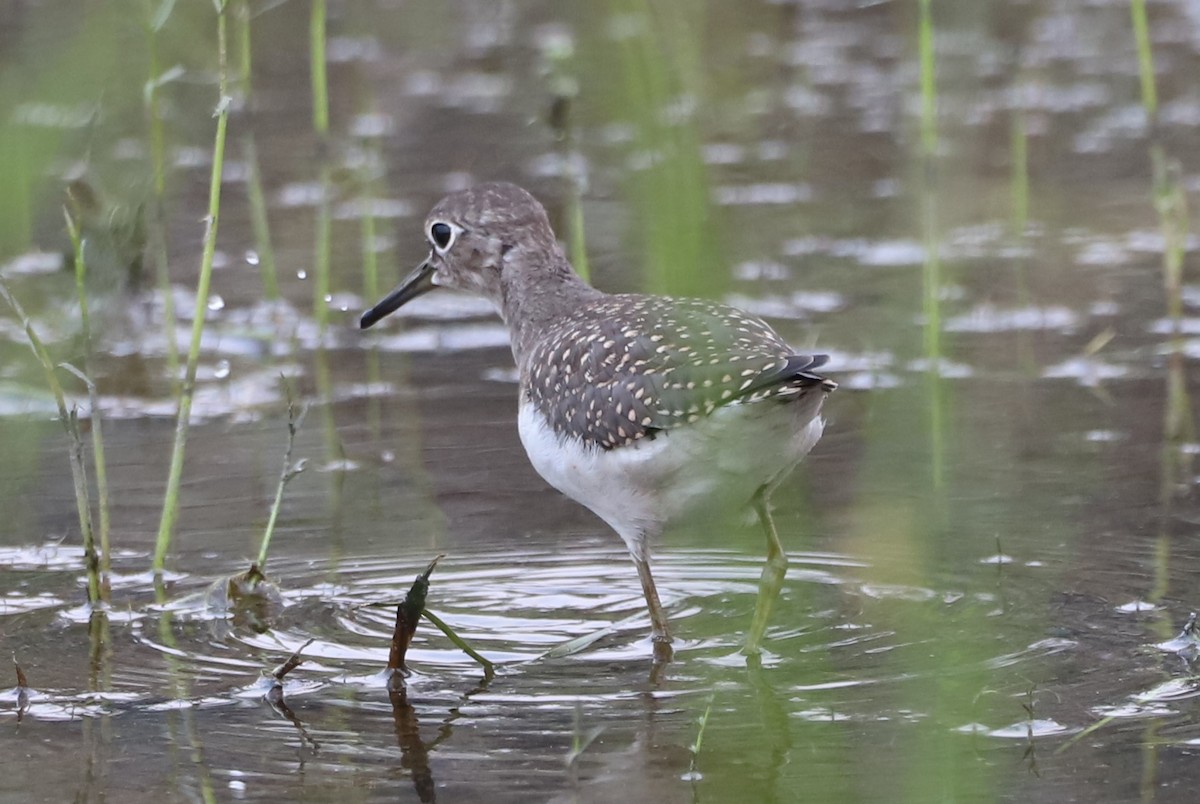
[[499, 244, 601, 364]]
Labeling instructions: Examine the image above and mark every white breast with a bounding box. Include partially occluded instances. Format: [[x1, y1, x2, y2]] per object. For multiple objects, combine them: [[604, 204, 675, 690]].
[[517, 396, 825, 560]]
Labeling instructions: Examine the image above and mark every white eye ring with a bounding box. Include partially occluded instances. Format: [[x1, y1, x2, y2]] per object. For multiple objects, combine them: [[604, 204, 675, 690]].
[[428, 221, 459, 254]]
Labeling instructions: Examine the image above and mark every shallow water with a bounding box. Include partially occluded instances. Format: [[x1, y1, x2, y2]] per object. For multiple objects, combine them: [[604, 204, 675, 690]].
[[2, 0, 1200, 801]]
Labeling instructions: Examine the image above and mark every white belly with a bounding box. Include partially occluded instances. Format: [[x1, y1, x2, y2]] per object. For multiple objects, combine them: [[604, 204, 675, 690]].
[[516, 397, 825, 559]]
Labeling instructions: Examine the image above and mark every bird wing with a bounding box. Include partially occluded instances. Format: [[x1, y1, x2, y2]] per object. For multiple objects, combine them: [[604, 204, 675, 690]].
[[523, 295, 830, 450]]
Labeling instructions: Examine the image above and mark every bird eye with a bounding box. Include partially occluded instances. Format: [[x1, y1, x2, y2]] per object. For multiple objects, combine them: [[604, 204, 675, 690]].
[[429, 221, 454, 251]]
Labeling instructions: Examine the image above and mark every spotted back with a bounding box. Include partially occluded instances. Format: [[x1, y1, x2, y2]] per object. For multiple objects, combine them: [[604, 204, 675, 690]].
[[522, 295, 832, 450]]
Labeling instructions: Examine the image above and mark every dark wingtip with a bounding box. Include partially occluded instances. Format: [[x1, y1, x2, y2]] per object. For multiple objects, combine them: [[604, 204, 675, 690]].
[[796, 354, 836, 392], [804, 354, 830, 371], [800, 354, 836, 391], [733, 353, 835, 401]]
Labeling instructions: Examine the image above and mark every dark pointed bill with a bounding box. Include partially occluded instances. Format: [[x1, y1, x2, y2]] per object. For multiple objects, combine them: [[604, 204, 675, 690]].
[[360, 260, 437, 329]]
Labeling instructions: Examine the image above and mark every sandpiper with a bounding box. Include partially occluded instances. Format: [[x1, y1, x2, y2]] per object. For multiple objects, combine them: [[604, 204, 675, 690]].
[[361, 182, 835, 658]]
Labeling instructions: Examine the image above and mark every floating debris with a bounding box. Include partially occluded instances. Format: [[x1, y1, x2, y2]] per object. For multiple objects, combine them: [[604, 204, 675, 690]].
[[1155, 612, 1200, 658]]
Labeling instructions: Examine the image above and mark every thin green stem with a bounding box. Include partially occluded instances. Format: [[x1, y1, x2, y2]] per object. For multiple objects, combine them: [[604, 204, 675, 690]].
[[421, 609, 495, 674], [255, 389, 306, 569], [687, 692, 715, 781], [236, 0, 252, 97], [309, 0, 333, 484], [1011, 109, 1034, 371], [1010, 111, 1028, 239], [567, 183, 590, 283], [233, 2, 278, 302], [1130, 0, 1157, 120], [1152, 149, 1189, 324], [145, 3, 181, 393], [918, 0, 943, 492], [310, 0, 328, 136], [243, 136, 279, 300], [66, 210, 111, 587], [313, 161, 332, 332], [918, 0, 937, 156], [153, 2, 230, 572], [542, 33, 589, 282], [0, 279, 98, 603], [921, 182, 945, 492], [309, 0, 331, 332]]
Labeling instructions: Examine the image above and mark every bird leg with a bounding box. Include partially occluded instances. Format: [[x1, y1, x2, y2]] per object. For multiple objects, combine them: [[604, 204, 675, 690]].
[[743, 488, 789, 656], [634, 554, 673, 662]]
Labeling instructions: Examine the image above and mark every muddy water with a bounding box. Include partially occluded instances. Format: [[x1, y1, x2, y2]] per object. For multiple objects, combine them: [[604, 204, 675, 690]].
[[2, 1, 1200, 802]]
